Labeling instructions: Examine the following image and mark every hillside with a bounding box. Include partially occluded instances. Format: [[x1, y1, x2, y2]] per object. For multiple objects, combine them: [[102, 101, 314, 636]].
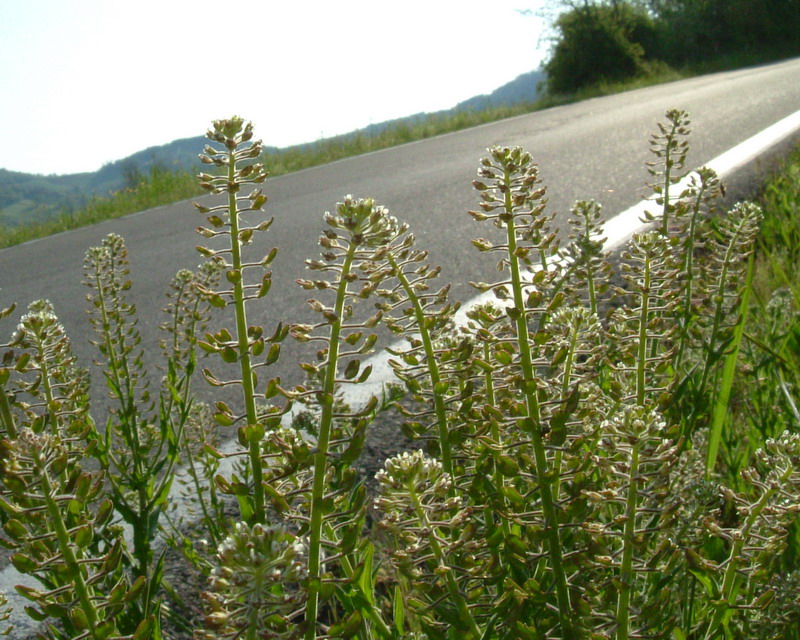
[[0, 69, 544, 229]]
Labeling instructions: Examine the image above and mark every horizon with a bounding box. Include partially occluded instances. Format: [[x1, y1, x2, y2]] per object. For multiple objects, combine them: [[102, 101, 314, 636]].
[[1, 0, 548, 177]]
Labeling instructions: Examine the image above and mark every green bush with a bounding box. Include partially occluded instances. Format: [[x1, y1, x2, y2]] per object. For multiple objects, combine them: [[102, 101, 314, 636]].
[[650, 0, 800, 65], [544, 2, 659, 94]]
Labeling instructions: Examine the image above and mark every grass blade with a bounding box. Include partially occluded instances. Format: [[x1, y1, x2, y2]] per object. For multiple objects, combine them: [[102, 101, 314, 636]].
[[706, 253, 755, 478]]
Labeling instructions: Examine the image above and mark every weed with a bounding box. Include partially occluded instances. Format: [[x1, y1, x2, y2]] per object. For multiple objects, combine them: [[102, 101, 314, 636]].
[[1, 113, 798, 640]]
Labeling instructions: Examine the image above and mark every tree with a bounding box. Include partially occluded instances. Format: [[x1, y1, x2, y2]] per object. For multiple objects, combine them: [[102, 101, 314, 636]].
[[647, 0, 800, 64], [543, 1, 658, 94]]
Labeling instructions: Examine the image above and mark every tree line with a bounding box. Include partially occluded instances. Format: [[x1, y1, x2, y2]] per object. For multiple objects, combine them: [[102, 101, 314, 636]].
[[544, 0, 800, 94]]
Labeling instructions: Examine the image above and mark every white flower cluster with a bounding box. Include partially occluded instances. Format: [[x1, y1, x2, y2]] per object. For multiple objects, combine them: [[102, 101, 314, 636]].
[[375, 449, 450, 495]]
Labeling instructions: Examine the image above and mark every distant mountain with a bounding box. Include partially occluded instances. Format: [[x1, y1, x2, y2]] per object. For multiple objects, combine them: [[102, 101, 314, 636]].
[[451, 69, 546, 112], [353, 69, 545, 138], [0, 69, 545, 229]]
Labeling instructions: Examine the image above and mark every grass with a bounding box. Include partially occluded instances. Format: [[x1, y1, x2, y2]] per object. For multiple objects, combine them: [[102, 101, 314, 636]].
[[726, 145, 800, 486], [0, 166, 201, 248], [753, 145, 800, 300]]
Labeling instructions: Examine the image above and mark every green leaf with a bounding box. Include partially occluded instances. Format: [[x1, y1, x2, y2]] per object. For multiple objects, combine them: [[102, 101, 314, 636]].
[[318, 573, 335, 601], [74, 524, 94, 548], [393, 585, 405, 635], [149, 472, 175, 512], [213, 411, 235, 427], [197, 340, 216, 354], [341, 429, 366, 465], [315, 497, 335, 515], [750, 589, 775, 610], [263, 482, 290, 514], [236, 494, 254, 522], [42, 602, 69, 618], [513, 621, 539, 640], [688, 568, 717, 598], [146, 551, 166, 604], [24, 606, 48, 622], [264, 377, 279, 399], [251, 337, 265, 356], [14, 352, 30, 371], [257, 273, 272, 298], [502, 487, 526, 507], [497, 455, 519, 475], [208, 293, 226, 308], [344, 358, 360, 380], [706, 253, 754, 478], [265, 342, 280, 365], [11, 553, 38, 573], [95, 620, 117, 640], [14, 585, 43, 602], [549, 388, 579, 447], [356, 364, 373, 383], [133, 616, 155, 640], [239, 228, 254, 245], [220, 346, 238, 363], [357, 543, 375, 606], [69, 607, 90, 630], [2, 519, 26, 541], [107, 579, 128, 605], [328, 610, 363, 638]]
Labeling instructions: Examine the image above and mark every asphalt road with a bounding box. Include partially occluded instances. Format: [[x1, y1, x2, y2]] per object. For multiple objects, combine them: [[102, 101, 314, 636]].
[[2, 56, 800, 414], [3, 58, 800, 404], [1, 57, 800, 635]]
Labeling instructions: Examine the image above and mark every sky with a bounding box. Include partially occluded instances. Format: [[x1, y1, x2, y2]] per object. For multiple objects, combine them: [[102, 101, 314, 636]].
[[1, 0, 549, 176]]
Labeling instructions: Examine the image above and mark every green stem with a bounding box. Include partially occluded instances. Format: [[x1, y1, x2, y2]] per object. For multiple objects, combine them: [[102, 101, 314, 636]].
[[0, 380, 17, 439], [704, 482, 777, 639], [615, 439, 641, 640], [552, 320, 580, 502], [484, 341, 510, 539], [246, 565, 264, 640], [388, 254, 454, 486], [705, 252, 754, 477], [636, 253, 653, 407], [503, 173, 575, 638], [684, 572, 696, 632], [39, 463, 102, 638], [183, 436, 221, 546], [659, 121, 677, 236], [673, 184, 705, 374], [226, 150, 265, 525], [694, 198, 751, 404], [586, 267, 598, 317], [91, 256, 155, 581], [407, 482, 482, 639], [304, 240, 357, 640], [323, 522, 393, 639], [35, 339, 63, 439], [93, 260, 126, 406]]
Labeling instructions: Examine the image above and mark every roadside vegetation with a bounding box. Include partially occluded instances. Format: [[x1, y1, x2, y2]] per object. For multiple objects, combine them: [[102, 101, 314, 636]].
[[1, 111, 799, 639], [542, 0, 800, 95], [0, 165, 200, 248]]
